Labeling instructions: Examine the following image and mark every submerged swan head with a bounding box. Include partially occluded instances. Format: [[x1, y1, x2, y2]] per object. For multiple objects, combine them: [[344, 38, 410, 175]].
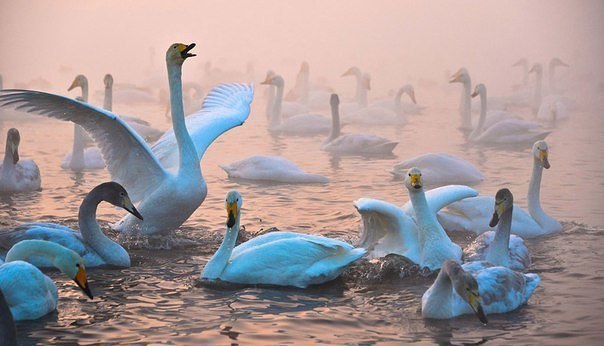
[[442, 260, 488, 324], [449, 68, 470, 84], [166, 43, 196, 66], [261, 74, 284, 88], [68, 74, 87, 91], [93, 182, 144, 220], [4, 128, 20, 164], [489, 188, 514, 227], [104, 74, 113, 88], [341, 66, 361, 77], [471, 83, 486, 98], [225, 190, 243, 228], [404, 167, 423, 191], [533, 140, 550, 169]]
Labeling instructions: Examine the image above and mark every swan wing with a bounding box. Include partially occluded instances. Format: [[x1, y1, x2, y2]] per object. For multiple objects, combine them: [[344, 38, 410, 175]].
[[401, 185, 479, 217], [152, 83, 254, 169], [0, 90, 167, 202]]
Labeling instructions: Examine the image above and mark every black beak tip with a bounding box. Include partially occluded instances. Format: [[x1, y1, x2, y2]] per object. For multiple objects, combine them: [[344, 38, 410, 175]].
[[476, 305, 488, 324], [489, 213, 499, 227], [131, 207, 144, 221], [413, 184, 421, 189], [74, 279, 94, 300]]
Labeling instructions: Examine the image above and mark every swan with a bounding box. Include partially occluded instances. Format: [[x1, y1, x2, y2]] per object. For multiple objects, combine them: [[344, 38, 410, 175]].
[[530, 63, 573, 123], [285, 61, 332, 109], [468, 84, 550, 145], [0, 182, 142, 267], [62, 74, 105, 170], [449, 68, 473, 130], [0, 128, 41, 193], [264, 70, 310, 118], [321, 94, 397, 154], [201, 191, 365, 288], [463, 188, 531, 271], [438, 140, 561, 238], [103, 74, 163, 142], [219, 155, 328, 184], [0, 43, 254, 235], [0, 240, 93, 321], [339, 66, 368, 115], [261, 74, 330, 135], [390, 153, 484, 187], [371, 84, 423, 115], [355, 168, 477, 270], [0, 288, 17, 346], [421, 260, 540, 322], [548, 57, 569, 94]]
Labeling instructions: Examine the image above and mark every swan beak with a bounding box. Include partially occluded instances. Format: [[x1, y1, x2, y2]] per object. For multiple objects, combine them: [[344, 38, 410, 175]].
[[489, 201, 504, 227], [449, 72, 461, 83], [410, 173, 422, 189], [67, 79, 80, 91], [179, 43, 196, 59], [123, 196, 143, 221], [409, 91, 417, 104], [468, 291, 488, 324], [471, 89, 479, 98], [529, 65, 537, 73], [9, 142, 18, 164], [73, 266, 94, 300], [539, 149, 550, 169], [341, 68, 354, 77], [260, 76, 272, 85], [226, 201, 238, 228]]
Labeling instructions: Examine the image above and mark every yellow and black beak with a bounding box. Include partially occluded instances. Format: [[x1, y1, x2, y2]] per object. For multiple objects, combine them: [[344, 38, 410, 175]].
[[489, 201, 505, 227], [539, 149, 550, 169], [123, 196, 143, 221], [226, 201, 238, 228], [67, 79, 79, 91], [73, 265, 93, 300], [179, 43, 196, 59], [410, 173, 422, 189], [468, 291, 488, 324]]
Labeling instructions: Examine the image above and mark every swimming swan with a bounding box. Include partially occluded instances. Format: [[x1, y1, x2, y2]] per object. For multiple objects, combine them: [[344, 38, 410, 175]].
[[371, 84, 422, 115], [529, 62, 572, 123], [0, 182, 142, 267], [0, 128, 41, 193], [201, 191, 365, 288], [0, 289, 17, 346], [390, 153, 484, 187], [0, 240, 93, 321], [421, 260, 540, 322], [219, 155, 328, 184], [438, 140, 561, 238], [342, 75, 407, 126], [0, 43, 254, 235]]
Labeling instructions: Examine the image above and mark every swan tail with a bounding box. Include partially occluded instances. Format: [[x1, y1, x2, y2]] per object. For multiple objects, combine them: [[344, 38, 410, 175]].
[[303, 247, 365, 285], [523, 273, 541, 300]]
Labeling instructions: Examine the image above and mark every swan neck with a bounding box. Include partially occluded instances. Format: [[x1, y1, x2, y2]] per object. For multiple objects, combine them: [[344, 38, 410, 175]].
[[266, 85, 276, 120], [71, 125, 87, 168], [409, 187, 443, 250], [270, 82, 284, 126], [528, 159, 545, 224], [358, 80, 368, 107], [470, 89, 487, 139], [426, 268, 455, 312], [394, 89, 404, 113], [486, 208, 512, 266], [202, 220, 240, 279], [5, 240, 68, 272], [522, 64, 529, 85], [104, 84, 113, 111], [533, 69, 542, 113], [2, 139, 15, 169], [327, 101, 341, 142], [460, 79, 472, 129]]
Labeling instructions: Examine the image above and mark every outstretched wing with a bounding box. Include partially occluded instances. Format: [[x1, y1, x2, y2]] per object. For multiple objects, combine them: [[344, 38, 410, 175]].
[[402, 185, 478, 217], [152, 83, 254, 169], [0, 89, 168, 202]]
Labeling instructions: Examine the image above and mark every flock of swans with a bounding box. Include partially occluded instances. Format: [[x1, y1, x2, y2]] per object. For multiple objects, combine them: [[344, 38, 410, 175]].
[[0, 42, 570, 336]]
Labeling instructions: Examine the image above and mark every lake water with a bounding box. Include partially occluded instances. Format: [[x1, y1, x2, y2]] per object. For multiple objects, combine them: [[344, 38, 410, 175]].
[[1, 82, 603, 345]]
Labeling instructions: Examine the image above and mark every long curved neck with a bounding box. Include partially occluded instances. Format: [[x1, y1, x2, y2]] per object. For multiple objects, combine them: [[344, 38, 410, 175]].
[[167, 62, 199, 175], [71, 125, 87, 168], [5, 240, 66, 268], [548, 64, 557, 92], [297, 71, 309, 103], [459, 79, 472, 129], [532, 69, 542, 114], [424, 267, 455, 314], [394, 88, 405, 114], [202, 217, 240, 279], [266, 85, 275, 120], [409, 188, 447, 251], [486, 208, 512, 267], [521, 63, 529, 85], [469, 89, 487, 139], [528, 159, 546, 225], [2, 139, 15, 172], [269, 82, 284, 127], [104, 84, 113, 111], [326, 101, 341, 142]]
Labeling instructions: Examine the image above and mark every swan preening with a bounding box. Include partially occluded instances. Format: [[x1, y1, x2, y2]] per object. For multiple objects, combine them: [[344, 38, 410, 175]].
[[0, 182, 142, 267], [390, 153, 484, 186], [438, 140, 561, 238], [202, 191, 365, 288], [0, 43, 254, 235], [0, 128, 41, 193], [0, 240, 93, 321], [220, 155, 329, 184]]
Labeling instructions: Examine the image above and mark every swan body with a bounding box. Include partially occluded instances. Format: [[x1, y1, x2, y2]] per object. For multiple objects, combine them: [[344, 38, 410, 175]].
[[220, 155, 328, 184], [438, 141, 561, 238], [0, 182, 142, 267], [0, 240, 93, 321], [530, 62, 574, 120], [321, 94, 397, 154], [0, 43, 254, 235], [0, 128, 41, 193], [390, 153, 484, 186], [422, 260, 540, 322], [202, 191, 365, 288]]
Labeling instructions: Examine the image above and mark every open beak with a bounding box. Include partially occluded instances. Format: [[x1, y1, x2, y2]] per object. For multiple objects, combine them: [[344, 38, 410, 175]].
[[180, 43, 196, 59], [123, 196, 143, 220], [539, 149, 550, 169], [226, 202, 238, 228], [73, 266, 93, 299], [410, 174, 422, 189], [468, 292, 488, 324]]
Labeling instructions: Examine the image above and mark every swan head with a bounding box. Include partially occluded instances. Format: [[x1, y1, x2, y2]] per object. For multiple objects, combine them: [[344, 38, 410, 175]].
[[528, 63, 543, 74], [54, 248, 94, 299], [261, 73, 284, 87], [489, 188, 514, 227], [512, 58, 528, 67], [400, 84, 416, 104], [449, 68, 470, 84], [94, 182, 144, 221], [5, 128, 20, 164], [471, 84, 486, 98], [166, 43, 196, 66], [341, 66, 361, 77], [443, 261, 488, 324], [550, 58, 569, 68], [533, 140, 550, 169], [104, 74, 113, 88], [404, 167, 423, 191], [225, 190, 242, 229], [68, 74, 87, 91]]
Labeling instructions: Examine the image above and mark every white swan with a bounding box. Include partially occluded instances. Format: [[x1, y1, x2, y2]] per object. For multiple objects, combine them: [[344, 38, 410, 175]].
[[355, 169, 477, 270], [530, 63, 573, 123], [261, 74, 330, 135], [339, 66, 368, 115], [371, 84, 422, 115], [0, 182, 142, 267], [62, 74, 105, 170], [321, 94, 397, 154], [0, 128, 41, 193], [468, 84, 550, 145], [202, 191, 365, 288], [285, 61, 332, 109], [264, 70, 311, 119], [438, 140, 561, 238], [103, 74, 163, 142], [0, 240, 93, 321], [390, 153, 484, 187], [548, 57, 569, 94], [0, 43, 254, 235], [421, 260, 540, 322], [219, 155, 328, 184], [463, 189, 531, 271], [449, 68, 473, 130]]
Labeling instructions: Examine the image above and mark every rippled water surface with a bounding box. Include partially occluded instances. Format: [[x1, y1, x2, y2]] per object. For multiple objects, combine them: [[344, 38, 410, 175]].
[[1, 86, 603, 345]]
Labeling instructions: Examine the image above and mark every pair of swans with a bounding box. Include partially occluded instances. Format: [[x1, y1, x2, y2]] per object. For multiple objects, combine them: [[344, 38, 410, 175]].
[[284, 61, 333, 109], [0, 43, 254, 235], [0, 182, 142, 267], [438, 140, 561, 238], [370, 84, 422, 115], [201, 191, 365, 288], [0, 128, 41, 193], [390, 152, 484, 187], [264, 70, 310, 119], [529, 62, 573, 123], [220, 155, 329, 184], [0, 240, 92, 321]]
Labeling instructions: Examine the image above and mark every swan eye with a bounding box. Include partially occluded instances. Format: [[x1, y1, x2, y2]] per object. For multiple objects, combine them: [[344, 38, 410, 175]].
[[76, 263, 80, 268]]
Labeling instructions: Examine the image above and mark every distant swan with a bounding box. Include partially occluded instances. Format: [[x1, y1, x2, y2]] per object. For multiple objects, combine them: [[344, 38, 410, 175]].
[[438, 140, 561, 237], [0, 43, 254, 235], [264, 70, 311, 118], [371, 84, 422, 115], [390, 152, 484, 187], [339, 66, 368, 115], [0, 128, 41, 193], [285, 62, 332, 109], [321, 94, 397, 154], [0, 240, 93, 321], [201, 191, 365, 288], [220, 155, 328, 184], [530, 62, 572, 123], [0, 182, 142, 267]]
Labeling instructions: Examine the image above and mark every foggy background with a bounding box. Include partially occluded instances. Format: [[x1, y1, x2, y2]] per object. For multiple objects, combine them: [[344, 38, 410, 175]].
[[1, 0, 602, 100]]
